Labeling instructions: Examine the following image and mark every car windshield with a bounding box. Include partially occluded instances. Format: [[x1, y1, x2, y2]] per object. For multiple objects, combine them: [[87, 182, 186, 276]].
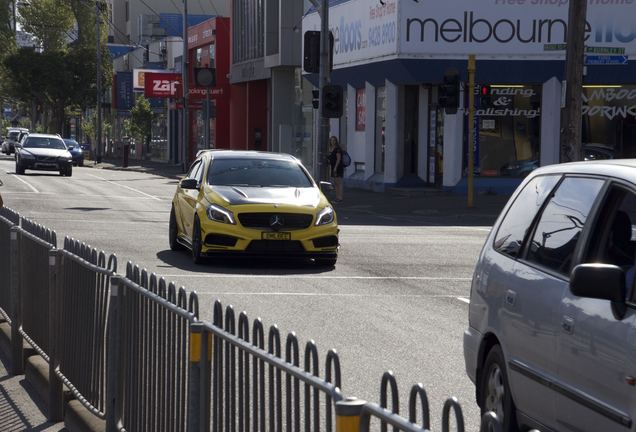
[[24, 137, 67, 150], [207, 158, 313, 188], [63, 139, 78, 148], [8, 131, 19, 140]]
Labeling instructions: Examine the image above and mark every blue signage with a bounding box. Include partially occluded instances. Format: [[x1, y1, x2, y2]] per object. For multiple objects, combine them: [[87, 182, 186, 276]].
[[585, 55, 628, 65], [116, 71, 134, 111]]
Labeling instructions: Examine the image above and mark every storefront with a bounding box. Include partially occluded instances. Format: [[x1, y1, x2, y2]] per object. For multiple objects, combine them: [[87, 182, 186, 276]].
[[304, 0, 636, 191]]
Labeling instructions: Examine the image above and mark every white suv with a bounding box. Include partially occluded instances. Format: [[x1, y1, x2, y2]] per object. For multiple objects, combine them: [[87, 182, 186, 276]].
[[464, 160, 636, 432]]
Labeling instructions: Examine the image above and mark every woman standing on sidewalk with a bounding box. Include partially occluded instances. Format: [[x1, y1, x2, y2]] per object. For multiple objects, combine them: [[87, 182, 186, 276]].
[[328, 136, 344, 202]]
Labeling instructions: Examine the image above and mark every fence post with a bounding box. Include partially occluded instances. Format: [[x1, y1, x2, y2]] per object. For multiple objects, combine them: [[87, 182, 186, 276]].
[[106, 276, 123, 432], [48, 249, 64, 421], [188, 322, 212, 432], [336, 397, 367, 432], [9, 226, 23, 376]]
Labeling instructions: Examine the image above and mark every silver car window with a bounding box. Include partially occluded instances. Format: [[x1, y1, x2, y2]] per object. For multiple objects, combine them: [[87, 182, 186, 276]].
[[494, 175, 560, 258], [526, 177, 604, 276]]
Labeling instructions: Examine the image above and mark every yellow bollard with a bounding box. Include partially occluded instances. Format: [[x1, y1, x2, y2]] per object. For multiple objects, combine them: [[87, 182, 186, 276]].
[[336, 397, 367, 432]]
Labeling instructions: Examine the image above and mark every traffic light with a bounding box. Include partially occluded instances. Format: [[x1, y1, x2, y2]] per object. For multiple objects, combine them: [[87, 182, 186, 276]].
[[322, 85, 343, 118], [303, 31, 320, 73], [194, 67, 216, 87], [479, 85, 492, 108], [312, 89, 319, 109], [438, 70, 460, 114], [303, 31, 334, 73]]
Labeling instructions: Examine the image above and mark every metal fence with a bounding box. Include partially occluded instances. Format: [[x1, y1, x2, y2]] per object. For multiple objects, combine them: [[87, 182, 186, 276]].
[[189, 301, 344, 432], [0, 210, 504, 432], [18, 216, 57, 362], [107, 263, 200, 432], [53, 237, 117, 419], [0, 207, 19, 323]]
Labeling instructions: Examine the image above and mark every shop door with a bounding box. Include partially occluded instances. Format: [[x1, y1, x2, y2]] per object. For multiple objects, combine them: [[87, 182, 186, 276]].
[[427, 107, 445, 186], [404, 86, 419, 176]]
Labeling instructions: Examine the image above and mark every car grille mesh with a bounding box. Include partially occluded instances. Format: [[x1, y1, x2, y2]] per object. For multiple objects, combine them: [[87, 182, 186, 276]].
[[238, 213, 313, 229], [36, 156, 57, 162], [246, 240, 305, 253]]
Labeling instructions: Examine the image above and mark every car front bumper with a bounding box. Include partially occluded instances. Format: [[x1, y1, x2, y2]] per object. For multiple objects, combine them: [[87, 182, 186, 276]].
[[20, 158, 72, 171], [463, 325, 482, 386], [198, 216, 339, 257]]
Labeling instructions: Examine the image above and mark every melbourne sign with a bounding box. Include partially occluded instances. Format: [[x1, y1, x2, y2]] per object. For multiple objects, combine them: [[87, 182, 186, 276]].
[[400, 0, 636, 58], [304, 0, 636, 65]]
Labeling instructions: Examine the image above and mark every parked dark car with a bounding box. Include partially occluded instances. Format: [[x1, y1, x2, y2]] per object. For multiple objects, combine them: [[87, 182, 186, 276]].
[[63, 138, 84, 166], [500, 158, 539, 178], [1, 128, 29, 155], [583, 143, 614, 161]]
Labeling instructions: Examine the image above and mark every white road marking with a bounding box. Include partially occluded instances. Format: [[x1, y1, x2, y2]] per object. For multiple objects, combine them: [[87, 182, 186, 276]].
[[161, 274, 470, 281], [194, 292, 469, 298], [87, 174, 162, 201], [457, 297, 470, 304], [11, 174, 39, 193]]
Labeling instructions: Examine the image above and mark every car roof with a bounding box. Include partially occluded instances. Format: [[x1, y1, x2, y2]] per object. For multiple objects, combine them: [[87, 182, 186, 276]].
[[531, 160, 636, 184], [198, 149, 298, 162], [26, 133, 62, 139]]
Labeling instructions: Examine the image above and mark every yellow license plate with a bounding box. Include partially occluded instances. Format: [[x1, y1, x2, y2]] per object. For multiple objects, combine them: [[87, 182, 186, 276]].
[[262, 232, 291, 240]]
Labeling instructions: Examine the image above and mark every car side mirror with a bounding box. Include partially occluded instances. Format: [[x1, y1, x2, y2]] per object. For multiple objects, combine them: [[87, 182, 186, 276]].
[[180, 178, 199, 190], [319, 181, 334, 193], [570, 263, 627, 320]]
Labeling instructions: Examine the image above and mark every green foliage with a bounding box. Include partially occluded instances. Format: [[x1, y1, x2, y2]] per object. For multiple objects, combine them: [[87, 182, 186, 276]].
[[81, 111, 95, 145], [130, 95, 154, 146], [18, 0, 74, 52]]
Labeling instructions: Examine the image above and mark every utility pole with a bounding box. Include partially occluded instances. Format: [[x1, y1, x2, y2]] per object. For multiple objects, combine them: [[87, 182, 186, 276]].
[[560, 0, 587, 162], [96, 1, 102, 163], [467, 55, 475, 208], [182, 0, 189, 170], [310, 0, 330, 181]]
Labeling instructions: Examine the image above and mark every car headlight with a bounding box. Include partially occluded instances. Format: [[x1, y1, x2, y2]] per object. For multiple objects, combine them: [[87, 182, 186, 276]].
[[206, 204, 235, 224], [58, 156, 72, 162], [20, 152, 35, 159], [315, 206, 335, 226]]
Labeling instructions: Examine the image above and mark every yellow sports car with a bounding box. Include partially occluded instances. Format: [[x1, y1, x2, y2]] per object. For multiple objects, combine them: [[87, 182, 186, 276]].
[[170, 150, 339, 266]]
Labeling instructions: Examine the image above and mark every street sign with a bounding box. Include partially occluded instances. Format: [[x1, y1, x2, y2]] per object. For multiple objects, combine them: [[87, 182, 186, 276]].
[[585, 46, 625, 55], [544, 43, 567, 51], [543, 44, 626, 55], [585, 55, 628, 65]]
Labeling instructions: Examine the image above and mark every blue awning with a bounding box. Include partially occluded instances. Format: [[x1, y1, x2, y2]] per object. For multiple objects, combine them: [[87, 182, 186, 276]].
[[107, 44, 137, 59]]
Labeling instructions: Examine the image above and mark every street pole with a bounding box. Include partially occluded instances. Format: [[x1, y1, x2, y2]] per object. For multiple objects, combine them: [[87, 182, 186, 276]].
[[560, 0, 587, 162], [96, 1, 102, 163], [317, 0, 330, 182], [182, 0, 190, 170], [467, 55, 475, 208]]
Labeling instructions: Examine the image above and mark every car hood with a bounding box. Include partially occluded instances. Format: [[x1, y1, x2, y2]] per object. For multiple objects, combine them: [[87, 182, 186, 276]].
[[21, 148, 71, 158], [207, 185, 322, 207]]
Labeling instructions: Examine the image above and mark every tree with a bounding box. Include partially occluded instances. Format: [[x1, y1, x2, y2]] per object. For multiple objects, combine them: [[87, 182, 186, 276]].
[[130, 95, 154, 158], [18, 0, 74, 52]]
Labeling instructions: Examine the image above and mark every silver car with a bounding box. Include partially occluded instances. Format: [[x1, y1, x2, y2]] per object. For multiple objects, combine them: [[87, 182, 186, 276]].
[[15, 133, 73, 176], [464, 160, 636, 432]]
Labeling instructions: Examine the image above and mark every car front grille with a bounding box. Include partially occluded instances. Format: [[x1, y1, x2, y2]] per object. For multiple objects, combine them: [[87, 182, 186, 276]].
[[205, 234, 238, 247], [246, 240, 305, 253], [238, 213, 314, 230], [36, 156, 57, 162]]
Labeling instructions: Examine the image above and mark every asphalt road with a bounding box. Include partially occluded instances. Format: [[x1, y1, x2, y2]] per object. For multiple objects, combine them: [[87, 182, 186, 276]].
[[0, 155, 492, 430]]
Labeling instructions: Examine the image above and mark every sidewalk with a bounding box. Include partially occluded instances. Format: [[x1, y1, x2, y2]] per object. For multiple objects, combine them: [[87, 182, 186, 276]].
[[92, 157, 512, 227], [0, 330, 65, 431]]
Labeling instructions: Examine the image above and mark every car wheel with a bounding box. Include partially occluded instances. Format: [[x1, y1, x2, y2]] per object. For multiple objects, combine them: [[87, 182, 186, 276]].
[[191, 216, 204, 264], [169, 207, 183, 251], [16, 162, 24, 175], [315, 255, 337, 267], [79, 160, 84, 167], [479, 345, 519, 431], [66, 166, 73, 177]]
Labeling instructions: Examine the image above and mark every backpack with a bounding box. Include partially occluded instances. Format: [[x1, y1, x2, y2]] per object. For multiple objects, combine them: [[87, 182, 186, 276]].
[[341, 150, 351, 167]]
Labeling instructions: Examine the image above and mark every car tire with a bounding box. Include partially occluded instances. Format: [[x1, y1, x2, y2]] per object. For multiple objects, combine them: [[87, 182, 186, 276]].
[[16, 162, 24, 175], [169, 207, 183, 251], [479, 345, 519, 432], [79, 160, 84, 167], [191, 216, 204, 264]]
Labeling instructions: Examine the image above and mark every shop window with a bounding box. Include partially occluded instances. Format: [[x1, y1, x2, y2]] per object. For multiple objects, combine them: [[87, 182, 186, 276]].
[[582, 85, 636, 160], [472, 85, 542, 178]]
